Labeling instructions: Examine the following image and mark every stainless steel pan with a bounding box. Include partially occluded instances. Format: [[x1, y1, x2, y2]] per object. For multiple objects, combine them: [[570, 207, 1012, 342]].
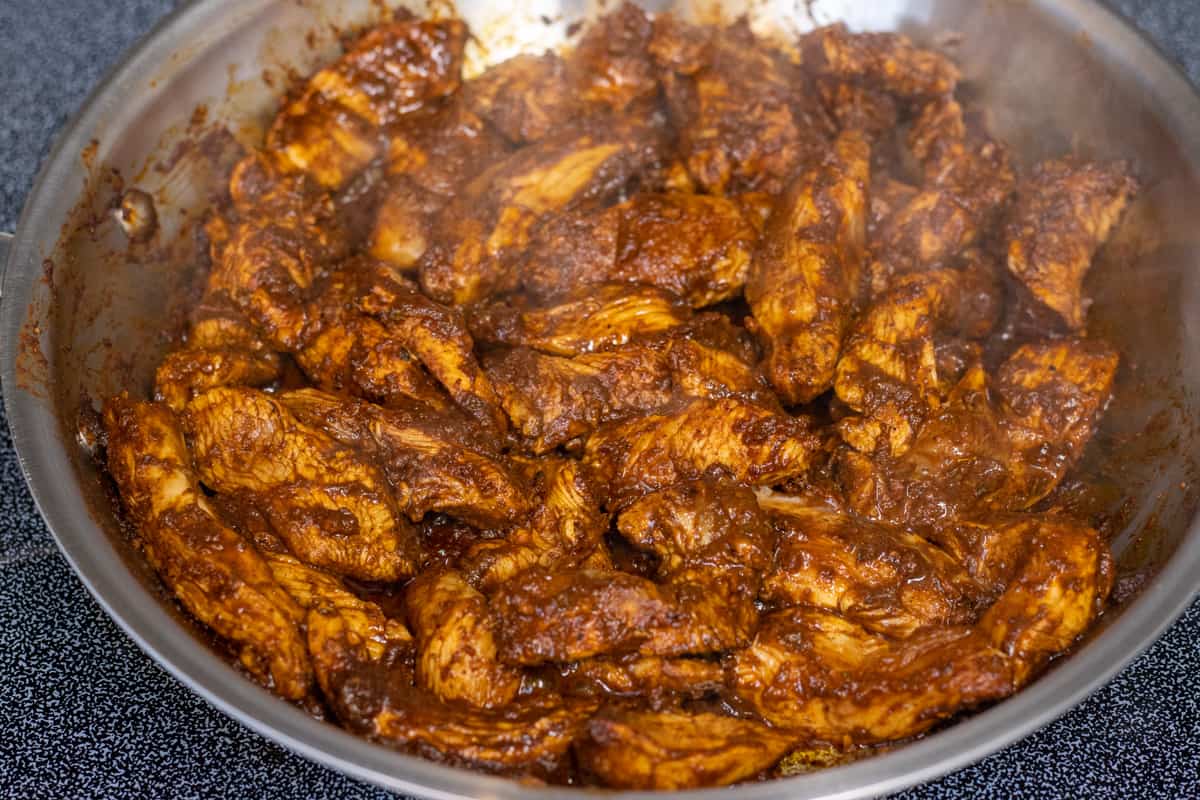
[[3, 1, 1199, 797]]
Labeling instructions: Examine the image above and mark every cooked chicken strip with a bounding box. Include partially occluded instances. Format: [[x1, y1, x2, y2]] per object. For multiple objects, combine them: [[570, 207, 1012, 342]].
[[370, 99, 510, 269], [522, 192, 758, 307], [1005, 157, 1136, 329], [301, 569, 591, 775], [268, 17, 467, 189], [420, 118, 668, 305], [182, 387, 419, 581], [728, 606, 1012, 743], [932, 513, 1113, 684], [493, 481, 773, 662], [460, 458, 608, 592], [555, 656, 725, 704], [483, 316, 769, 453], [798, 23, 960, 98], [280, 388, 529, 527], [578, 709, 795, 790], [746, 131, 870, 404], [297, 258, 507, 431], [263, 550, 412, 695], [466, 52, 580, 144], [839, 339, 1119, 526], [207, 154, 348, 351], [584, 397, 820, 509], [757, 491, 984, 636], [469, 283, 692, 357], [102, 395, 312, 699], [655, 19, 834, 194], [834, 258, 1002, 456], [154, 303, 281, 412], [405, 570, 523, 709], [867, 96, 1014, 293]]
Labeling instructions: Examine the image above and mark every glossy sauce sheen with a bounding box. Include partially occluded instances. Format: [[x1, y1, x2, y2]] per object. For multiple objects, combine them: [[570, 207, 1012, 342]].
[[97, 4, 1135, 790]]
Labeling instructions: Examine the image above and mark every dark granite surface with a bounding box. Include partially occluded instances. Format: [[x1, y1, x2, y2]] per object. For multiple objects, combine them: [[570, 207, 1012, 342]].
[[0, 0, 1197, 797]]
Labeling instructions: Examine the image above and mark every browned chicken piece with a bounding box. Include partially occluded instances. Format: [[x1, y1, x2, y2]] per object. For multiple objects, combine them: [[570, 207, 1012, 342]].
[[102, 395, 312, 699], [756, 491, 984, 636], [371, 98, 511, 269], [460, 458, 608, 592], [419, 118, 668, 305], [465, 4, 656, 145], [466, 52, 580, 144], [839, 339, 1119, 526], [359, 265, 508, 431], [728, 606, 1012, 743], [279, 388, 529, 527], [555, 656, 725, 704], [585, 397, 821, 509], [746, 130, 870, 404], [182, 387, 419, 581], [578, 708, 795, 790], [493, 481, 774, 663], [655, 19, 834, 195], [1005, 157, 1136, 329], [868, 97, 1015, 292], [293, 259, 451, 410], [834, 259, 1002, 456], [344, 688, 594, 775], [405, 570, 523, 709], [297, 258, 507, 431], [263, 550, 413, 692], [154, 303, 281, 412], [268, 17, 468, 189], [869, 176, 919, 237], [303, 582, 592, 775], [521, 193, 759, 307], [208, 154, 349, 351], [817, 79, 900, 143], [798, 23, 960, 98], [483, 316, 769, 453], [469, 283, 692, 358], [568, 2, 659, 114], [932, 513, 1113, 684]]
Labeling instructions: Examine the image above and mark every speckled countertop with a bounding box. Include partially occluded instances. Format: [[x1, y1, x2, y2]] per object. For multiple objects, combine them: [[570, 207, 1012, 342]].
[[1, 1, 1198, 797]]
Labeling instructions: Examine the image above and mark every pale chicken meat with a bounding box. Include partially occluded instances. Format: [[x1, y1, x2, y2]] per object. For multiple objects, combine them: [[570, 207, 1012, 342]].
[[182, 387, 420, 581], [746, 131, 871, 404], [1005, 157, 1137, 329], [728, 606, 1013, 743], [102, 396, 312, 699], [521, 192, 759, 307], [469, 283, 692, 357], [419, 118, 668, 305]]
